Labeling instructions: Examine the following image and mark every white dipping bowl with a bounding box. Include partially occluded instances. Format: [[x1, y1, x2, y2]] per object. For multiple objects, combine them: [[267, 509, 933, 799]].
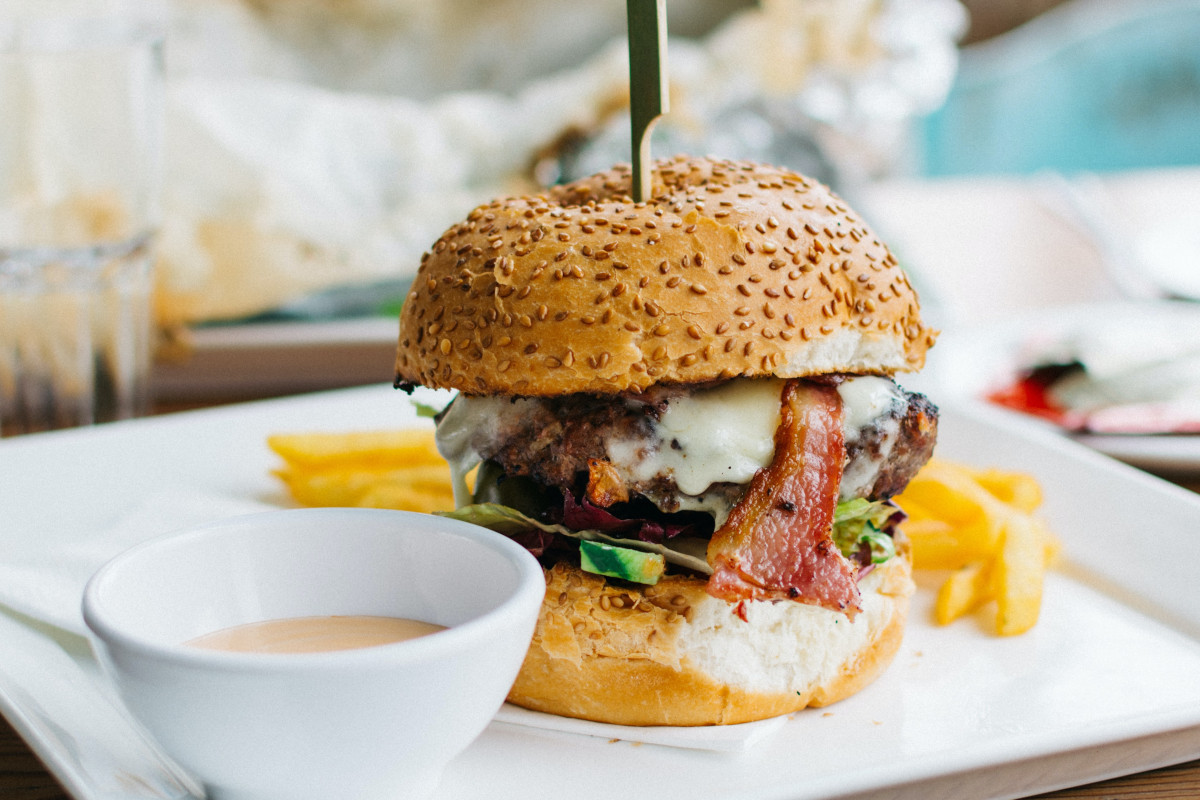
[[82, 507, 544, 800]]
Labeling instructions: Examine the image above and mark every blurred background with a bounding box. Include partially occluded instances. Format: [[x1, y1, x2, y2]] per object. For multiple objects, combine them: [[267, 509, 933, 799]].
[[11, 0, 1191, 404]]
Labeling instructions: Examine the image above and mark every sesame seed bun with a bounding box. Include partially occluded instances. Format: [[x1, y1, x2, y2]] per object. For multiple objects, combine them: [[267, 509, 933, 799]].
[[508, 544, 913, 726], [394, 156, 935, 396]]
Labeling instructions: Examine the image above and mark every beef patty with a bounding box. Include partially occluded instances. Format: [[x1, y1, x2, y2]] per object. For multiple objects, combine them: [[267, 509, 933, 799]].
[[446, 376, 937, 512]]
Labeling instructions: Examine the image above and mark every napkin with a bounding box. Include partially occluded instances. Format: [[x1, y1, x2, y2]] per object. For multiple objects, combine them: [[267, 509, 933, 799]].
[[493, 703, 788, 753], [0, 488, 273, 637]]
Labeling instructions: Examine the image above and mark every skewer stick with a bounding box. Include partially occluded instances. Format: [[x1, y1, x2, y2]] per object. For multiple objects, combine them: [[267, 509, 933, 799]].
[[627, 0, 668, 202]]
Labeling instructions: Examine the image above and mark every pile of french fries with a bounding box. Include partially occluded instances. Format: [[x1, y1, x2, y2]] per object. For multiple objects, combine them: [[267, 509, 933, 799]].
[[268, 429, 456, 514], [895, 459, 1060, 636], [269, 429, 1059, 636]]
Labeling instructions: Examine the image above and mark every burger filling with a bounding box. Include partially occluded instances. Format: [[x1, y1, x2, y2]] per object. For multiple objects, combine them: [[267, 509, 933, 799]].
[[435, 375, 937, 615]]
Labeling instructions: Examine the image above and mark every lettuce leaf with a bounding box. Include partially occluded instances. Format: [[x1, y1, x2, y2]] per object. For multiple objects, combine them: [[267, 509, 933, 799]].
[[447, 471, 900, 577], [439, 502, 713, 575], [831, 498, 900, 564]]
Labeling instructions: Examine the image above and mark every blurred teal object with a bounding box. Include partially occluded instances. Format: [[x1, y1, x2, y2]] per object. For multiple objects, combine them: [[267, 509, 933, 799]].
[[920, 0, 1200, 175]]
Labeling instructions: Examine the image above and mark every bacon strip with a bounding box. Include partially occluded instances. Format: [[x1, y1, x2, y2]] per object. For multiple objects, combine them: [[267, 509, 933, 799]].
[[705, 380, 862, 617]]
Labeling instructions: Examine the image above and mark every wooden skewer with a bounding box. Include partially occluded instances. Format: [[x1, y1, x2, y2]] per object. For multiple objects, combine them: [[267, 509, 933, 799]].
[[626, 0, 668, 203]]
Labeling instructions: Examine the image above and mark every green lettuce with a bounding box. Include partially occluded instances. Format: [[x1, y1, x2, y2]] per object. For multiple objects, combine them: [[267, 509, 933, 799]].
[[439, 502, 713, 575], [832, 498, 899, 564], [443, 484, 899, 584]]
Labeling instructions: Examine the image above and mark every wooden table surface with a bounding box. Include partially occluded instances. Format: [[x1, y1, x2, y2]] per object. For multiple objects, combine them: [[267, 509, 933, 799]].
[[2, 402, 1199, 799]]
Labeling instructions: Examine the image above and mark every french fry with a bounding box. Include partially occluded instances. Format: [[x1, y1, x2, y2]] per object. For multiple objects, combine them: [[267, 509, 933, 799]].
[[268, 428, 457, 514], [994, 514, 1045, 636], [357, 481, 456, 514], [1032, 517, 1063, 568], [967, 467, 1043, 514], [906, 518, 991, 570], [899, 467, 995, 526], [275, 463, 453, 508], [935, 559, 994, 625], [896, 458, 1060, 636], [267, 430, 443, 469]]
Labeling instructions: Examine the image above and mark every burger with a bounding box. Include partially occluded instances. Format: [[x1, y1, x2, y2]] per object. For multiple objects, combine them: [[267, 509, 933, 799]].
[[394, 156, 938, 726]]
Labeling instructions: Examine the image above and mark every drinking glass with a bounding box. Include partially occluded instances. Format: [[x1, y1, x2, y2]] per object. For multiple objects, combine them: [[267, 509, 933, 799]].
[[0, 3, 163, 435]]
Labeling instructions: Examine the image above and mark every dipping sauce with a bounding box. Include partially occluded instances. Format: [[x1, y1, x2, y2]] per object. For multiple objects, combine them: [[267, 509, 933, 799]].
[[186, 616, 446, 654]]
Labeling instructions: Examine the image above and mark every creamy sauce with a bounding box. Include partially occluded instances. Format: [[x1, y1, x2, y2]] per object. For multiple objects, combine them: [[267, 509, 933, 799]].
[[185, 616, 446, 654]]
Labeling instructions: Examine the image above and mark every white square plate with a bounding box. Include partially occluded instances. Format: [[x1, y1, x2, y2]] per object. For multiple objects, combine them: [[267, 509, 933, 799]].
[[2, 385, 1200, 800]]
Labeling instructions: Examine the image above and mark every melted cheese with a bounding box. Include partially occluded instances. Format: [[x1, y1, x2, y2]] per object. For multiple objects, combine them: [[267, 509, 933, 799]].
[[838, 376, 899, 444], [433, 393, 499, 505], [606, 380, 784, 497], [837, 376, 902, 500]]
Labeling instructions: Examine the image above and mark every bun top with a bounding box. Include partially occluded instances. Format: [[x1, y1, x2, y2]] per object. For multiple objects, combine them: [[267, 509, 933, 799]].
[[395, 156, 936, 396]]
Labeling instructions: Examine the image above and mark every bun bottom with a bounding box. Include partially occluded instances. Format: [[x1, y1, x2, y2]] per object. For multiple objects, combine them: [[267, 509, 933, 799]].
[[507, 549, 913, 726]]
